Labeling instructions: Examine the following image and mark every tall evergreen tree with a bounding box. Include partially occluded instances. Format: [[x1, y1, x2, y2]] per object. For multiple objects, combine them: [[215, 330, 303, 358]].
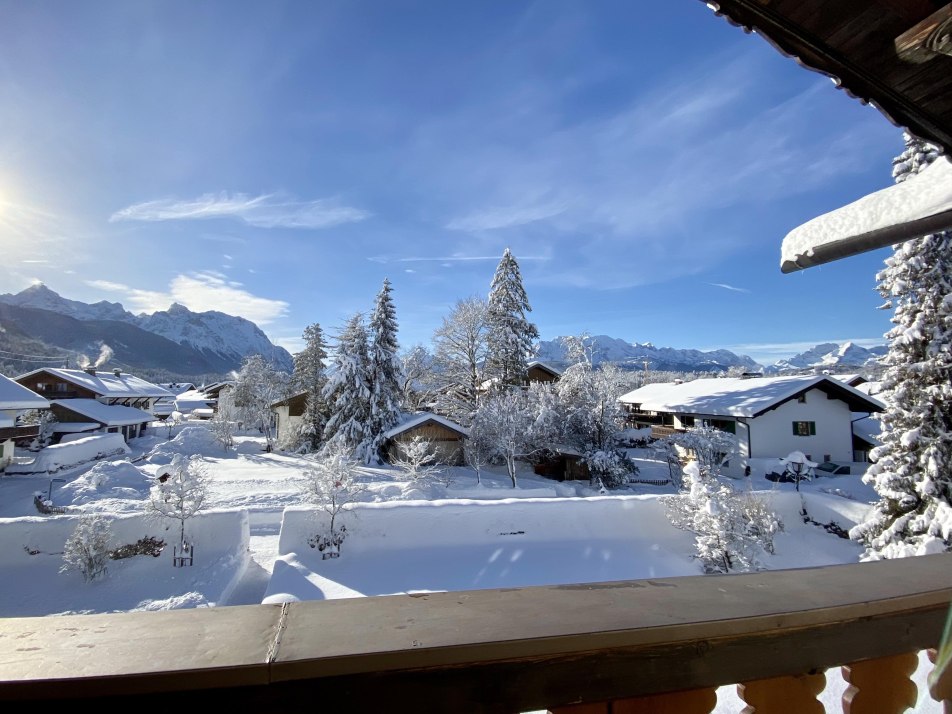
[[322, 313, 372, 456], [485, 248, 539, 389], [366, 278, 403, 463], [851, 133, 952, 559], [292, 323, 330, 452]]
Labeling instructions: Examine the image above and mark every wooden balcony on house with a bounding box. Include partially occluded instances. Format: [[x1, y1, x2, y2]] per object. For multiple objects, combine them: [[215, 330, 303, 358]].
[[0, 424, 39, 441], [1, 554, 951, 712]]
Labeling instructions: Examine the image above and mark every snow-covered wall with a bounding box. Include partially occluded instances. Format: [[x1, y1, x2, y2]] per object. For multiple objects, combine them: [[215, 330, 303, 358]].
[[747, 388, 854, 463], [279, 496, 683, 555], [2, 509, 248, 569]]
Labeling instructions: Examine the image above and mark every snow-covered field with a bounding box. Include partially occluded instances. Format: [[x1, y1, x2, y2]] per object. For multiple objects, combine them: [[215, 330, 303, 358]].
[[0, 421, 943, 711]]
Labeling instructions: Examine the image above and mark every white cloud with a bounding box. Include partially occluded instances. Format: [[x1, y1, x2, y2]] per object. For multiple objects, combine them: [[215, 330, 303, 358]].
[[446, 202, 567, 231], [86, 279, 130, 292], [414, 49, 896, 289], [110, 192, 370, 229], [369, 254, 550, 264], [708, 282, 750, 294], [88, 272, 289, 325]]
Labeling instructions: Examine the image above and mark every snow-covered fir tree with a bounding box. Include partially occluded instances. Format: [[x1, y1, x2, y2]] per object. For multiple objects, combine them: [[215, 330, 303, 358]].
[[291, 323, 330, 453], [485, 249, 539, 389], [322, 312, 373, 457], [432, 296, 489, 424], [366, 279, 403, 463], [851, 133, 952, 559]]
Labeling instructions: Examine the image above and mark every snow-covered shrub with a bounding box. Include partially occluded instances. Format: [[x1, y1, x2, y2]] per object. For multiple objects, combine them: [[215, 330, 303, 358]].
[[208, 409, 235, 452], [61, 515, 112, 582], [585, 448, 637, 489], [392, 435, 443, 483], [666, 462, 780, 573], [301, 443, 365, 559], [669, 427, 738, 478], [58, 459, 150, 506]]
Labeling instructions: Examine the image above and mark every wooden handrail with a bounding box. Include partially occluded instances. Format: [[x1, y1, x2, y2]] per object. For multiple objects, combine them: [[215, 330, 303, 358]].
[[1, 554, 951, 711]]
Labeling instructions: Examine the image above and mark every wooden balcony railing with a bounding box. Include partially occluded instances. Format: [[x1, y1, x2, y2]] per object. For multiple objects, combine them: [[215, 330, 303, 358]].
[[0, 424, 39, 441], [1, 554, 951, 712]]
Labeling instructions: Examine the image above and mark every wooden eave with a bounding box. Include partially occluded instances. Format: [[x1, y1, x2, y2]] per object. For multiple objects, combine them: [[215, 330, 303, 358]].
[[706, 0, 952, 154]]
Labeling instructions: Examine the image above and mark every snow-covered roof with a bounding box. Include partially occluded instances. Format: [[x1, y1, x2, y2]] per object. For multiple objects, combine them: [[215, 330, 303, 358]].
[[17, 368, 172, 399], [527, 360, 563, 376], [0, 375, 49, 411], [829, 374, 864, 387], [159, 382, 197, 395], [51, 421, 101, 433], [781, 156, 952, 273], [383, 412, 470, 440], [618, 375, 884, 418], [52, 399, 154, 426]]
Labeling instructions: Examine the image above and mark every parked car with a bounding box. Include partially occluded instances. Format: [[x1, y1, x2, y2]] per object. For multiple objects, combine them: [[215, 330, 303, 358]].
[[815, 461, 850, 476]]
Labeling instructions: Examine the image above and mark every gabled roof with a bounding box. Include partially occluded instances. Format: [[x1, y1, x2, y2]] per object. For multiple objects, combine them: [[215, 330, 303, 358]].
[[383, 412, 470, 440], [52, 399, 154, 426], [527, 361, 563, 377], [852, 414, 882, 448], [17, 368, 172, 399], [271, 391, 307, 413], [618, 375, 884, 419], [0, 375, 49, 411]]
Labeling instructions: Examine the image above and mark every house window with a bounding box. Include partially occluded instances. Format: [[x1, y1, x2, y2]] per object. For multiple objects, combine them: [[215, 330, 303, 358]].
[[681, 416, 695, 427], [793, 421, 816, 436], [702, 418, 736, 434], [54, 383, 69, 392]]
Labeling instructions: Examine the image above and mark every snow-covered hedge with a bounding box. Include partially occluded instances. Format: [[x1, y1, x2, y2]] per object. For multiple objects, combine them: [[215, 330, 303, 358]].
[[12, 434, 130, 474]]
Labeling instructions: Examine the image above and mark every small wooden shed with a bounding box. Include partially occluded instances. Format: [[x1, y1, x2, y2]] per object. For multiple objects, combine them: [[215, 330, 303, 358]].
[[384, 413, 469, 466]]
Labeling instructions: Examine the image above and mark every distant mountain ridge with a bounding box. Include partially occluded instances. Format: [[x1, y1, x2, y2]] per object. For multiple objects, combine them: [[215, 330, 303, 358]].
[[0, 284, 293, 374], [766, 341, 887, 373], [533, 335, 762, 373]]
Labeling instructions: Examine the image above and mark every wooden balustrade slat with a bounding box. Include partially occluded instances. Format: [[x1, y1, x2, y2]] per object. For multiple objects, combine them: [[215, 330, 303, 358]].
[[737, 672, 825, 713], [842, 652, 919, 714]]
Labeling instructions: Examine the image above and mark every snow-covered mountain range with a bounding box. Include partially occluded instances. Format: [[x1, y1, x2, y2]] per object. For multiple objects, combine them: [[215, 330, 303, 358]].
[[533, 335, 762, 373], [0, 284, 293, 373], [766, 341, 886, 373]]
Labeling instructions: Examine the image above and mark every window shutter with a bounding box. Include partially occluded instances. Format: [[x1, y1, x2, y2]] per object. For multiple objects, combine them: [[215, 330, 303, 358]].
[[810, 422, 816, 435], [792, 422, 798, 435]]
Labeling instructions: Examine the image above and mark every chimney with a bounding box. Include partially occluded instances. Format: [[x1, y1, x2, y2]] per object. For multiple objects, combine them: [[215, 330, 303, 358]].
[[113, 368, 121, 377], [84, 366, 97, 376]]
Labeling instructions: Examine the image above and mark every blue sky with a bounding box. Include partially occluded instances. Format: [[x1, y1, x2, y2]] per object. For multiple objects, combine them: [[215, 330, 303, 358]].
[[0, 1, 903, 366]]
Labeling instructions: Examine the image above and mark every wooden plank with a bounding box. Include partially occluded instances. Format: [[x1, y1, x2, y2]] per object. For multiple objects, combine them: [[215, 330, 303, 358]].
[[895, 3, 952, 62], [0, 555, 951, 709]]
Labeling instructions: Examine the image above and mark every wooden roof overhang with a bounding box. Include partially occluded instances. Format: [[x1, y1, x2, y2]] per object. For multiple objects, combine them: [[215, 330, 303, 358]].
[[705, 1, 952, 154]]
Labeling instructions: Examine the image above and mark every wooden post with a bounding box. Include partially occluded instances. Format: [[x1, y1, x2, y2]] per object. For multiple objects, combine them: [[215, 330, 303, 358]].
[[842, 652, 919, 714], [738, 672, 825, 713]]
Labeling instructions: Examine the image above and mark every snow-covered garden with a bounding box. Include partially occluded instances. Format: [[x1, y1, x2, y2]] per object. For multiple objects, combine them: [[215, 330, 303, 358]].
[[0, 421, 876, 618]]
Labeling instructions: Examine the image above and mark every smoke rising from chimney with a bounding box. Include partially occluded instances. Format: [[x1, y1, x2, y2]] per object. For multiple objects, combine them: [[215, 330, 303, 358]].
[[94, 344, 114, 368]]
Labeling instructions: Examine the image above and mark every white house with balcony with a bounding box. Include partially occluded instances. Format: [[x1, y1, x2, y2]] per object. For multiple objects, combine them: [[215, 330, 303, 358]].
[[618, 375, 885, 477]]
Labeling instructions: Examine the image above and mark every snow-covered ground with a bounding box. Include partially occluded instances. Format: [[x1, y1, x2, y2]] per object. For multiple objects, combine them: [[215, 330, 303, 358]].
[[0, 421, 942, 711]]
